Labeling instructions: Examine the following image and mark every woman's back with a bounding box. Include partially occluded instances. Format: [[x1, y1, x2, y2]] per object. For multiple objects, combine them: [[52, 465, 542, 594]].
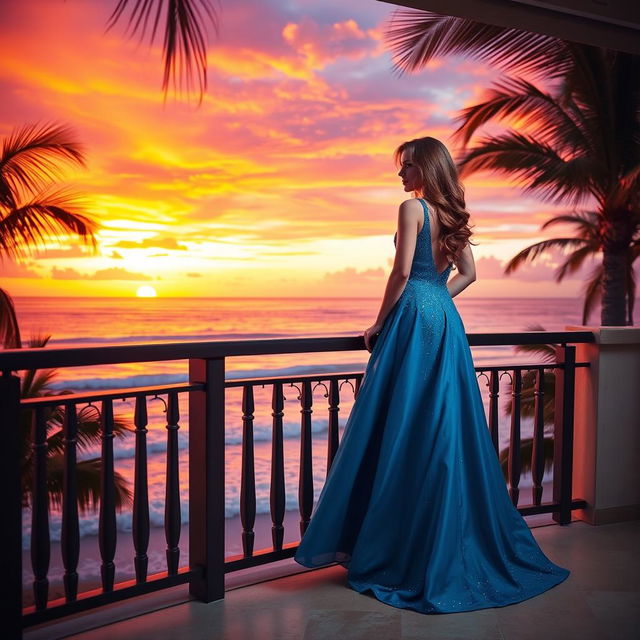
[[394, 198, 453, 287]]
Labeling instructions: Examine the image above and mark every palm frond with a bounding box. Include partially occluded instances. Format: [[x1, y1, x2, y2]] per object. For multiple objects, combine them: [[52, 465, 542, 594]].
[[106, 0, 219, 103], [13, 334, 53, 395], [554, 244, 598, 282], [498, 436, 555, 481], [25, 456, 133, 514], [458, 132, 595, 206], [511, 324, 558, 363], [453, 76, 589, 152], [0, 287, 21, 348], [384, 9, 569, 81], [0, 123, 85, 207], [21, 369, 57, 399], [0, 187, 97, 262], [540, 211, 600, 237], [45, 406, 134, 458], [504, 238, 588, 274], [26, 333, 51, 349], [607, 169, 640, 211], [618, 164, 640, 199]]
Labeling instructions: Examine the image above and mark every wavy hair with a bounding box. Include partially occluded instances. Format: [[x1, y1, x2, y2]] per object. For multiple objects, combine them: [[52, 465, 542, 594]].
[[394, 136, 474, 264]]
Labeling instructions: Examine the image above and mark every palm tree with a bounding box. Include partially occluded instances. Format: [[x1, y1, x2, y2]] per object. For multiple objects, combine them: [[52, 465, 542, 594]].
[[20, 335, 133, 513], [106, 0, 220, 103], [505, 211, 639, 324], [385, 10, 640, 326], [0, 122, 97, 348]]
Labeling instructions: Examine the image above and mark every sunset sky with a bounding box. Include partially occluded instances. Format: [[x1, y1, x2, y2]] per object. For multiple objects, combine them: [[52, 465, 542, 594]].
[[0, 0, 596, 298]]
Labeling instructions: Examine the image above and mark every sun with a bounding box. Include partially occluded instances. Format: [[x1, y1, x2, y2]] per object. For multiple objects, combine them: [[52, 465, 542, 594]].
[[136, 285, 157, 298]]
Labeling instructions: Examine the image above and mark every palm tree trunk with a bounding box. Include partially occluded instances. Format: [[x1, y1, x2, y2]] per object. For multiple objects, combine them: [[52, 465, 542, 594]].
[[601, 210, 633, 326]]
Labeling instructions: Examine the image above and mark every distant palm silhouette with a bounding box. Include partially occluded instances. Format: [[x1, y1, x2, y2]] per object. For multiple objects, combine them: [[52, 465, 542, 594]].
[[20, 335, 133, 513], [385, 10, 640, 326], [0, 122, 97, 348]]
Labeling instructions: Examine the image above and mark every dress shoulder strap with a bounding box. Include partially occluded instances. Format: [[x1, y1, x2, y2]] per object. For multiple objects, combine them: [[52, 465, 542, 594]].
[[416, 198, 429, 238]]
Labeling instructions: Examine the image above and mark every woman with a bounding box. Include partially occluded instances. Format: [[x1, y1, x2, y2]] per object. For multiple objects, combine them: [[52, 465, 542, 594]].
[[293, 136, 570, 614]]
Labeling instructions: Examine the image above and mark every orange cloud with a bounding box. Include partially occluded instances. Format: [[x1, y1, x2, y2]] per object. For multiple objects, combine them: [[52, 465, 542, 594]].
[[112, 236, 187, 251], [51, 267, 152, 281], [1, 257, 42, 279]]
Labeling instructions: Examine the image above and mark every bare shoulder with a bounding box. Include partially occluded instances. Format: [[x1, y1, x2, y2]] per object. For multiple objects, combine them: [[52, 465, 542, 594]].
[[399, 198, 423, 210], [398, 198, 423, 221]]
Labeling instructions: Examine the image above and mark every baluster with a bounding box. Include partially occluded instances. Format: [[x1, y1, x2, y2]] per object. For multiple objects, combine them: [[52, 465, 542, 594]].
[[240, 384, 256, 557], [354, 375, 362, 399], [298, 381, 313, 536], [508, 369, 522, 506], [61, 403, 79, 601], [531, 369, 546, 506], [327, 378, 340, 474], [165, 392, 181, 575], [99, 399, 116, 591], [553, 345, 576, 525], [133, 396, 150, 582], [270, 382, 285, 550], [487, 370, 500, 455], [31, 405, 50, 610]]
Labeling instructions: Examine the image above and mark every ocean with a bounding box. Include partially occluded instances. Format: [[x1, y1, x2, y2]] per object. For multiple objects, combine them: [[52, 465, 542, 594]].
[[14, 295, 586, 554]]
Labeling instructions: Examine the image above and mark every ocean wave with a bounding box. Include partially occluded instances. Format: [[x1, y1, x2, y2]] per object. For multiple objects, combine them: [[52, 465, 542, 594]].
[[21, 489, 315, 549], [48, 362, 366, 391], [49, 331, 294, 345]]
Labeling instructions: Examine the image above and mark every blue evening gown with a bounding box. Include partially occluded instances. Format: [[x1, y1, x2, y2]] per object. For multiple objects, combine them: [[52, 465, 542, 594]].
[[294, 198, 570, 614]]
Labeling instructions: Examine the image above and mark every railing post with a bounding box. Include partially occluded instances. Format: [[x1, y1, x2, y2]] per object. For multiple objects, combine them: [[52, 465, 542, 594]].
[[0, 371, 23, 639], [552, 344, 576, 525], [189, 357, 225, 602]]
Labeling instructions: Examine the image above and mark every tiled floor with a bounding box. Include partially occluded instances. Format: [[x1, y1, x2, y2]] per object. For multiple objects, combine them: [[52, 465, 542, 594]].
[[26, 519, 640, 640]]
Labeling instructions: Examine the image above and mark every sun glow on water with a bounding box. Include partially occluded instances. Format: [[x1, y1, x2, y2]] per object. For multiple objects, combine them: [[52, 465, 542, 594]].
[[136, 285, 157, 297]]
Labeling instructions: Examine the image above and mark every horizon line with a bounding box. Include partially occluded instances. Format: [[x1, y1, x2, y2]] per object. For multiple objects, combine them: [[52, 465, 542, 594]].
[[11, 294, 586, 300]]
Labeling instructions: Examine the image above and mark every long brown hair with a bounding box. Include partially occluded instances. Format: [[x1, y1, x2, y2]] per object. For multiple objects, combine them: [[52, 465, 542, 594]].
[[394, 136, 474, 264]]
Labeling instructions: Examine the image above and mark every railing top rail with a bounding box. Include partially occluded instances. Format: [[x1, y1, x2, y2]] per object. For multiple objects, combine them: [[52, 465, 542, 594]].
[[0, 331, 595, 372], [20, 382, 205, 408]]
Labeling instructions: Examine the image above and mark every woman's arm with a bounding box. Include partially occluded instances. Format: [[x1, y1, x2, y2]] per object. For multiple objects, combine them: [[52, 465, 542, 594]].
[[364, 199, 420, 350], [447, 242, 476, 298]]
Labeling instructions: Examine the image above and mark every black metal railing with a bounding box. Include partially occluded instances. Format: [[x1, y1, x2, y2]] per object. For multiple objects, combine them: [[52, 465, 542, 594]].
[[0, 331, 593, 638]]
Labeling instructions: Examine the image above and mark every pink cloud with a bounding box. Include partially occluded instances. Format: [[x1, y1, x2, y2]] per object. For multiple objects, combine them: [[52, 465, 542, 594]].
[[475, 251, 597, 282], [282, 18, 377, 68]]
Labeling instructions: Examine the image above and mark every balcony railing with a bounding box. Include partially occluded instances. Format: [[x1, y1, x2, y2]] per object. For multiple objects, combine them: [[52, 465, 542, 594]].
[[0, 331, 594, 639]]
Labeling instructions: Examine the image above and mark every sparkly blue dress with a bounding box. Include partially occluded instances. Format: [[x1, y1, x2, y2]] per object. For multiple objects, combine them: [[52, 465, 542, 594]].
[[294, 198, 570, 614]]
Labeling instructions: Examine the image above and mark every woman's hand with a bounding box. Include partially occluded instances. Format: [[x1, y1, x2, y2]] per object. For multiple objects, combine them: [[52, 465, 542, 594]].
[[364, 322, 383, 352]]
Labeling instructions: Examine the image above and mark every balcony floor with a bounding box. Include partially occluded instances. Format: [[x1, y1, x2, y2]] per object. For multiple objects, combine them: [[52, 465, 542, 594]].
[[27, 519, 640, 640]]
